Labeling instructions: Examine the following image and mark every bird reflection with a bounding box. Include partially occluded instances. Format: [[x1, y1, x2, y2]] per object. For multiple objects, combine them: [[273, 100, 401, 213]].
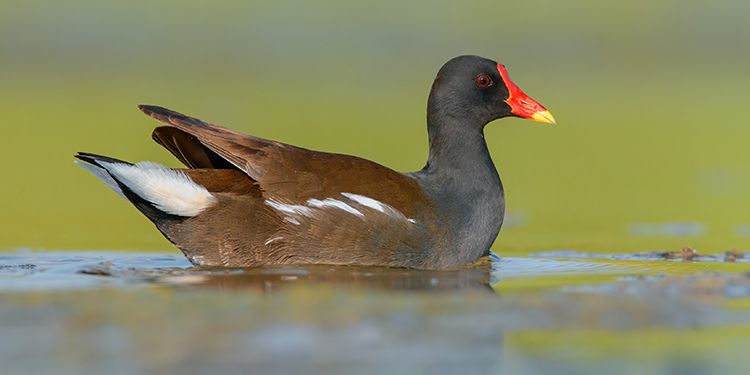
[[176, 263, 494, 293], [83, 257, 495, 293]]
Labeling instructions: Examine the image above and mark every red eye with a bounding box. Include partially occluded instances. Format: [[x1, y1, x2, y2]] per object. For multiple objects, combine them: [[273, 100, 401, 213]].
[[475, 74, 493, 88]]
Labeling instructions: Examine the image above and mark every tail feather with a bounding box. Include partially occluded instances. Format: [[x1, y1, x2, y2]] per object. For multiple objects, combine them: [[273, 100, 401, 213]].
[[74, 160, 126, 199], [75, 152, 131, 166], [98, 160, 216, 217], [138, 105, 212, 129], [74, 152, 215, 226]]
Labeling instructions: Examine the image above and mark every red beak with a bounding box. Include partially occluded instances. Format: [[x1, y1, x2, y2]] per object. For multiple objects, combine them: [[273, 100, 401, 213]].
[[497, 64, 556, 125]]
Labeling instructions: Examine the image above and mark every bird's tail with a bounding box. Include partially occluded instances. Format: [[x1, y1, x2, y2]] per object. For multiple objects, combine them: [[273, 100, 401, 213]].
[[74, 152, 216, 225]]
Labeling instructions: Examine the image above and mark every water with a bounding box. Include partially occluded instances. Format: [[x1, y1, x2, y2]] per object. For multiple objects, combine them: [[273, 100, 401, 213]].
[[1, 250, 749, 374], [0, 251, 634, 292]]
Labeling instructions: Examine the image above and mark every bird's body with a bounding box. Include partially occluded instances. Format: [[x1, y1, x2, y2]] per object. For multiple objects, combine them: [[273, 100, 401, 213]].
[[76, 55, 554, 269]]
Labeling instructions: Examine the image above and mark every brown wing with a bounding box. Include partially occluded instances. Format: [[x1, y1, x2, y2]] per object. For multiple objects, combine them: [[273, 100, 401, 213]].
[[140, 105, 426, 216], [152, 126, 236, 169], [182, 168, 258, 195]]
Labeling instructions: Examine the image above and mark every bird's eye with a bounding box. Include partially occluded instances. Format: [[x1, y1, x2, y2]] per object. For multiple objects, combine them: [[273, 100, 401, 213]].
[[475, 74, 493, 88]]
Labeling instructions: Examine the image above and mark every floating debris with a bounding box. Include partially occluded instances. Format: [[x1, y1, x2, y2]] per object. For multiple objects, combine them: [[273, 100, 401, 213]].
[[533, 248, 749, 263], [77, 261, 117, 275], [724, 249, 745, 263], [657, 247, 700, 261]]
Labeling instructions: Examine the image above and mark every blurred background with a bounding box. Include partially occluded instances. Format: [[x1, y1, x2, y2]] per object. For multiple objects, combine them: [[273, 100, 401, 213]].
[[1, 0, 749, 255]]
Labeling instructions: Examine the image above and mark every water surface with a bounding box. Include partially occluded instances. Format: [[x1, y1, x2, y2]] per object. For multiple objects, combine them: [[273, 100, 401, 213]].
[[2, 250, 749, 374]]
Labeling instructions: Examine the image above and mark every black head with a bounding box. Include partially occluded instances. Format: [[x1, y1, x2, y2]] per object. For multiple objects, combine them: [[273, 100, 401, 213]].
[[427, 55, 555, 129]]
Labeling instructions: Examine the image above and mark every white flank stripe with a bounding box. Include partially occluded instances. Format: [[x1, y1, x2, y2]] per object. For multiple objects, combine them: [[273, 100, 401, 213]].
[[265, 200, 314, 217], [306, 198, 363, 217], [340, 193, 387, 213], [341, 192, 417, 224], [264, 236, 284, 245], [266, 195, 419, 225], [284, 217, 301, 225], [100, 161, 216, 217]]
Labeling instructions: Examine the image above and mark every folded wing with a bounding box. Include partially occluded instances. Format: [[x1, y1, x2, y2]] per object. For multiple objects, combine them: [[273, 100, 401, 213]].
[[140, 105, 427, 216]]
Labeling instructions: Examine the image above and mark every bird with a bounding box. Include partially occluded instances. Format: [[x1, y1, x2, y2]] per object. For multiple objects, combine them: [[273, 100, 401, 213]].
[[75, 55, 555, 269]]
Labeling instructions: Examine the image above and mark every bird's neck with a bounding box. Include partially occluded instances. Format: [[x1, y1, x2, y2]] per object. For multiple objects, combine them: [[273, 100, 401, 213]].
[[424, 116, 495, 175], [414, 115, 505, 266]]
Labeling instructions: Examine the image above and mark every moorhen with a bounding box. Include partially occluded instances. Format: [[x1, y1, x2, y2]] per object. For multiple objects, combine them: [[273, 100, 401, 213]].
[[76, 55, 555, 269]]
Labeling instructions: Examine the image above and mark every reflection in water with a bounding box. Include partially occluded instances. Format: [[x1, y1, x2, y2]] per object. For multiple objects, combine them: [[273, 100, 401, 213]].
[[52, 253, 633, 293], [0, 251, 635, 292], [82, 259, 495, 293]]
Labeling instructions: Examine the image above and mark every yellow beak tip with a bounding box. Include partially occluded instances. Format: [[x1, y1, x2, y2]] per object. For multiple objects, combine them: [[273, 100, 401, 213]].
[[530, 110, 556, 125]]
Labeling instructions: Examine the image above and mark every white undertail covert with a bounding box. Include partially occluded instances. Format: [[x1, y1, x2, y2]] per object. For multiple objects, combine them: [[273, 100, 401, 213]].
[[99, 161, 216, 217]]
